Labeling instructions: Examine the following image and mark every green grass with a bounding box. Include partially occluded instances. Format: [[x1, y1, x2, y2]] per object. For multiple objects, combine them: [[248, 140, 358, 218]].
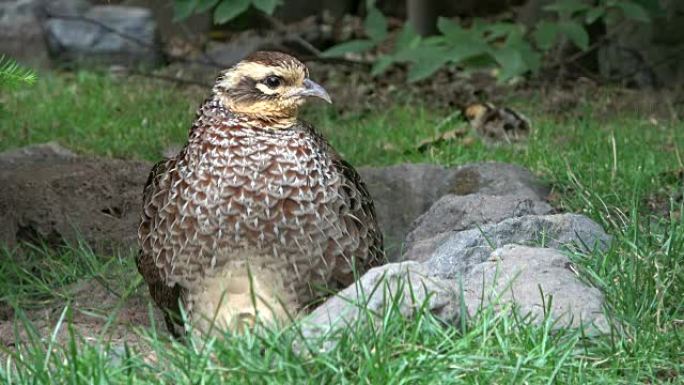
[[0, 72, 683, 384]]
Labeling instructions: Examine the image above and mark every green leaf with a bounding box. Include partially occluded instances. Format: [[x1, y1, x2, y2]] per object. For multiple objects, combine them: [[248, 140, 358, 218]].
[[392, 43, 439, 61], [214, 0, 250, 24], [321, 40, 375, 57], [196, 0, 219, 12], [173, 0, 197, 21], [470, 19, 490, 35], [484, 23, 521, 42], [444, 41, 489, 63], [630, 0, 664, 16], [371, 55, 395, 76], [408, 57, 449, 82], [543, 0, 591, 15], [394, 23, 420, 52], [533, 21, 559, 50], [422, 35, 446, 46], [438, 19, 489, 63], [520, 49, 542, 73], [252, 0, 280, 15], [459, 54, 497, 72], [559, 21, 589, 50], [585, 6, 606, 23], [492, 46, 527, 81], [437, 17, 467, 40], [507, 35, 541, 73], [614, 1, 650, 22], [364, 6, 388, 43], [402, 45, 450, 82], [438, 18, 496, 57]]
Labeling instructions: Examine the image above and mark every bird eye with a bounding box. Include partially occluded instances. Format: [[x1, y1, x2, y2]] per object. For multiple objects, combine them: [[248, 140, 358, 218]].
[[263, 75, 282, 89]]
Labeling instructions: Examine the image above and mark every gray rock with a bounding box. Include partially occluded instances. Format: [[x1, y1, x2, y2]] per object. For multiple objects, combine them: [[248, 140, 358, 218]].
[[0, 0, 46, 67], [43, 0, 89, 16], [464, 245, 608, 333], [300, 261, 458, 349], [0, 0, 90, 67], [44, 5, 162, 68], [301, 243, 609, 350], [121, 0, 212, 41], [358, 164, 461, 259], [359, 162, 550, 260], [403, 194, 553, 261], [449, 163, 549, 200], [425, 213, 612, 279]]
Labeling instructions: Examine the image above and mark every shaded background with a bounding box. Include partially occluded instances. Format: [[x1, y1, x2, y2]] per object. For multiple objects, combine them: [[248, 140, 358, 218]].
[[2, 0, 683, 89]]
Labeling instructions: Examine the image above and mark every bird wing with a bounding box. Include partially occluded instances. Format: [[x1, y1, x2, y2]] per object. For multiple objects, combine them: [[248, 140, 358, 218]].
[[137, 158, 183, 336], [335, 156, 386, 269], [299, 122, 385, 286]]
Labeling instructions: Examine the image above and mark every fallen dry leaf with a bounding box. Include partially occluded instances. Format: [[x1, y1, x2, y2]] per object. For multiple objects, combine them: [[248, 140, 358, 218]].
[[465, 102, 531, 145]]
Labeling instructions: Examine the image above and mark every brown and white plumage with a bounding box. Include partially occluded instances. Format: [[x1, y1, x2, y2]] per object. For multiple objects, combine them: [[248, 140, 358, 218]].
[[137, 51, 384, 335]]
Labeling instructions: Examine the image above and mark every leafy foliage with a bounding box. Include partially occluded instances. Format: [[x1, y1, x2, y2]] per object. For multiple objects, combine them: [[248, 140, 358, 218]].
[[172, 0, 654, 82], [173, 0, 281, 24], [324, 0, 654, 82], [0, 56, 36, 90]]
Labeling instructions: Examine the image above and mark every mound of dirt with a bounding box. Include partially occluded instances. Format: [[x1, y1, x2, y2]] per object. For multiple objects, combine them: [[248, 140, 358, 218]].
[[0, 143, 151, 253]]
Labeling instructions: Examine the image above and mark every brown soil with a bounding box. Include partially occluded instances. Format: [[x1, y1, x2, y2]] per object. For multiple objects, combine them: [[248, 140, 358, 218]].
[[0, 278, 167, 359]]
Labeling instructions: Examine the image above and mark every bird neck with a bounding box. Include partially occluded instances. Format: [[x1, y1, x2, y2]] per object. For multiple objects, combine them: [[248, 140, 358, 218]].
[[214, 94, 298, 130]]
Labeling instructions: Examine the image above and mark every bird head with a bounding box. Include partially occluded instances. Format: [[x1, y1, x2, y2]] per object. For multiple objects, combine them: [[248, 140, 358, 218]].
[[213, 51, 331, 128]]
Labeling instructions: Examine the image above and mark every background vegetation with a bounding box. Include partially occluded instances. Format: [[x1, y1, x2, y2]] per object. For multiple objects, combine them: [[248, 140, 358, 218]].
[[174, 0, 659, 81]]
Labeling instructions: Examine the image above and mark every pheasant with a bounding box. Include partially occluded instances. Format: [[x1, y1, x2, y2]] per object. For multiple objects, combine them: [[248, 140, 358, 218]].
[[137, 51, 384, 336]]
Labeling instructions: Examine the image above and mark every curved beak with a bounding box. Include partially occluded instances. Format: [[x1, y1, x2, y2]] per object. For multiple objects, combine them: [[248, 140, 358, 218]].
[[297, 78, 332, 104]]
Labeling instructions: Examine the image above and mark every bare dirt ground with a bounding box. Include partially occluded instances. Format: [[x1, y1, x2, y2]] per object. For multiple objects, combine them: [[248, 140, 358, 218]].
[[1, 277, 166, 360]]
